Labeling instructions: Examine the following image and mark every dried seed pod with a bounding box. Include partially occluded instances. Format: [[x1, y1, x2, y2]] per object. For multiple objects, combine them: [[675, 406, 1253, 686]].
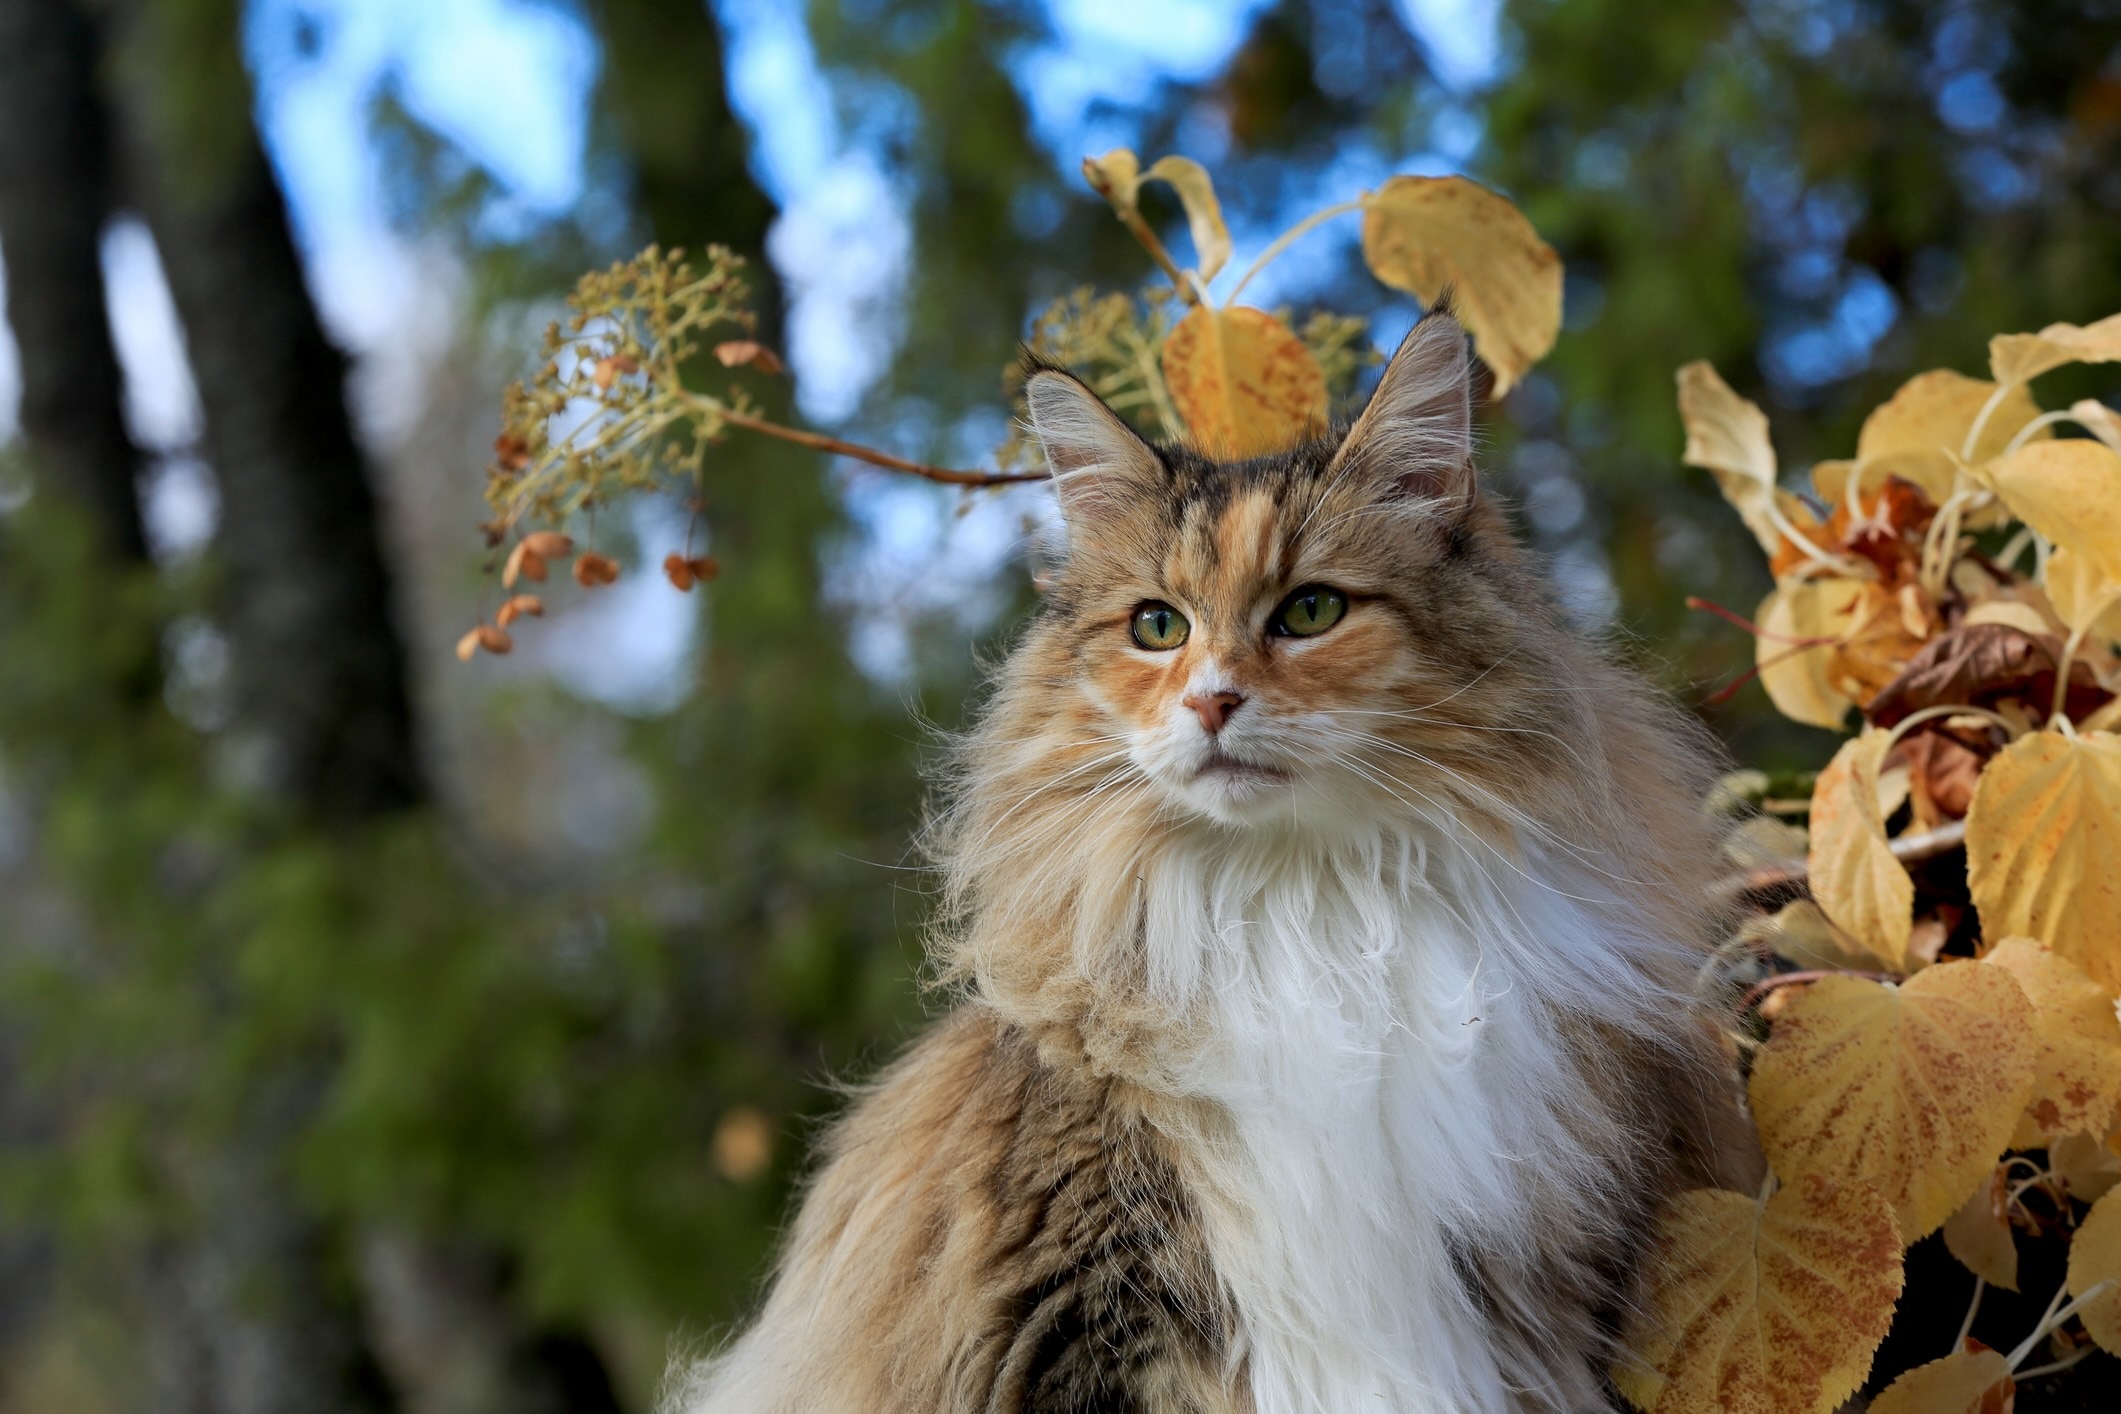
[[591, 353, 641, 390], [495, 594, 544, 627], [475, 624, 515, 655], [520, 531, 574, 559], [574, 552, 620, 587], [663, 553, 696, 592], [714, 340, 786, 375], [502, 542, 547, 588], [687, 554, 719, 583], [455, 627, 484, 662]]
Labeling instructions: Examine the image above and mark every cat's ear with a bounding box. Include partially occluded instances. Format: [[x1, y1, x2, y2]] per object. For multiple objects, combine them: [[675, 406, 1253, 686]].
[[1328, 311, 1476, 503], [1024, 368, 1163, 529]]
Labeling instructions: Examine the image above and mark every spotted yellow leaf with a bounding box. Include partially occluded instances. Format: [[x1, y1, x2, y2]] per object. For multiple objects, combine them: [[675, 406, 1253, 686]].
[[1982, 439, 2121, 581], [1749, 963, 2037, 1240], [1615, 1176, 1901, 1414], [2067, 1186, 2121, 1357], [1867, 1346, 2014, 1414], [1966, 731, 2121, 993], [1989, 311, 2121, 386], [1807, 730, 1914, 967], [1360, 175, 1560, 396], [1755, 578, 1864, 730], [1981, 937, 2121, 1141], [1160, 305, 1327, 459], [1083, 149, 1231, 282]]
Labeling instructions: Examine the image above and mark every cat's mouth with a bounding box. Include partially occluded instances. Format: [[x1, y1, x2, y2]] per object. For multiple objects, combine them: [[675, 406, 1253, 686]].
[[1193, 751, 1289, 786]]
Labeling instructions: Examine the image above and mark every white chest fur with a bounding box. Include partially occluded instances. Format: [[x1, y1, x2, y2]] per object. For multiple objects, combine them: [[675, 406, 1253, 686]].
[[1135, 827, 1659, 1414]]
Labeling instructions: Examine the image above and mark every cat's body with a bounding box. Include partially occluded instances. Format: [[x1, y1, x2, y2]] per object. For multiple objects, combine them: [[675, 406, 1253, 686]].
[[667, 315, 1759, 1414]]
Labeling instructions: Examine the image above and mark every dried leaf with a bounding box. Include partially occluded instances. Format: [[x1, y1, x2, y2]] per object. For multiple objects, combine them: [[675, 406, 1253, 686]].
[[1361, 175, 1561, 396], [1615, 1177, 1901, 1414], [1983, 439, 2121, 580], [1966, 731, 2121, 993], [1677, 362, 1810, 559], [713, 340, 785, 375], [1868, 1345, 2015, 1414], [1748, 963, 2037, 1240], [1989, 311, 2121, 385], [1900, 730, 1986, 826], [1083, 149, 1231, 281], [2066, 1185, 2121, 1357], [1756, 579, 1863, 730], [2070, 398, 2121, 453], [1812, 370, 2049, 511], [1767, 899, 1900, 974], [502, 543, 547, 588], [1981, 938, 2121, 1142], [1866, 623, 2063, 729], [1824, 581, 1934, 708], [2053, 1130, 2121, 1204], [573, 551, 621, 588], [1961, 599, 2058, 639], [1807, 731, 1915, 968], [1160, 305, 1327, 458], [1941, 1168, 2020, 1291]]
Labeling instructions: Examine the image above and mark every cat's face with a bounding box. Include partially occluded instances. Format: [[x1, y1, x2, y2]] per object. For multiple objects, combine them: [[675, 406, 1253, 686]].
[[1022, 315, 1549, 831]]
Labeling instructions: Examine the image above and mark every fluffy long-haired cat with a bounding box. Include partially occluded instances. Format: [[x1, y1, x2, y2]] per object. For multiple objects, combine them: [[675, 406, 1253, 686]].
[[667, 312, 1760, 1414]]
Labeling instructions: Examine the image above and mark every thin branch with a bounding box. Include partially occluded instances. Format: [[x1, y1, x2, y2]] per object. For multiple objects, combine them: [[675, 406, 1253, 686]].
[[1081, 159, 1202, 307], [716, 407, 1048, 488]]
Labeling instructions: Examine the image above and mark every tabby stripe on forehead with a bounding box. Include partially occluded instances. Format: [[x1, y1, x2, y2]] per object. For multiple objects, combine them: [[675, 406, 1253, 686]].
[[1217, 492, 1281, 589]]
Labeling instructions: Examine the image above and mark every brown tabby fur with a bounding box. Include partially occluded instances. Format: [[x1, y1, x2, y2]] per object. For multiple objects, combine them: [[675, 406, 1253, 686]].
[[666, 314, 1760, 1414]]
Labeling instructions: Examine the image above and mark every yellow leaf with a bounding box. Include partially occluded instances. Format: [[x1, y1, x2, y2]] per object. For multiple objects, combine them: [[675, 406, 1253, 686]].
[[1981, 937, 2121, 1141], [1941, 1168, 2019, 1291], [1748, 963, 2038, 1240], [1859, 369, 2046, 466], [1615, 1177, 1901, 1414], [2070, 397, 2121, 454], [1360, 175, 1560, 396], [1983, 439, 2121, 580], [1810, 451, 1959, 518], [2067, 1185, 2121, 1357], [1989, 311, 2121, 386], [1677, 362, 1819, 560], [1807, 731, 1914, 967], [1082, 150, 1232, 282], [1868, 1346, 2015, 1414], [1756, 579, 1862, 730], [2045, 545, 2121, 644], [2052, 1129, 2121, 1204], [1965, 731, 2121, 993], [1160, 305, 1327, 459], [1766, 900, 1900, 974]]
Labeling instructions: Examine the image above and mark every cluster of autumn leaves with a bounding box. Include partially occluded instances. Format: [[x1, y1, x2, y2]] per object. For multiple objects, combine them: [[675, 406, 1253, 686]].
[[466, 153, 1569, 660], [1620, 316, 2121, 1412]]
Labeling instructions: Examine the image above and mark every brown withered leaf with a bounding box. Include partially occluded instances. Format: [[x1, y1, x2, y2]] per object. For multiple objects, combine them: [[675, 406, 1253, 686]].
[[1899, 730, 1986, 827], [1362, 175, 1561, 396], [1866, 622, 2110, 729], [1614, 1176, 1902, 1414], [1941, 1167, 2019, 1291], [1825, 581, 1935, 708], [573, 552, 621, 587], [1867, 1345, 2015, 1414], [714, 340, 785, 375], [1161, 305, 1327, 458]]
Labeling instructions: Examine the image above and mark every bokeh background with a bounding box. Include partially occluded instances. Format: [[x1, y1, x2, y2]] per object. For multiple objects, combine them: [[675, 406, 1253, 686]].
[[2, 0, 2118, 1409]]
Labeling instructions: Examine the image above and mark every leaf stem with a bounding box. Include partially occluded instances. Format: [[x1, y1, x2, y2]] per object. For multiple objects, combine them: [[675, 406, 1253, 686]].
[[1954, 1277, 1986, 1353], [1225, 198, 1368, 306]]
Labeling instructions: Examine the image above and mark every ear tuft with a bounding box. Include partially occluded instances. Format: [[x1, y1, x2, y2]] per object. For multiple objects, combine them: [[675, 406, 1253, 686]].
[[1024, 369, 1163, 526], [1329, 312, 1475, 501]]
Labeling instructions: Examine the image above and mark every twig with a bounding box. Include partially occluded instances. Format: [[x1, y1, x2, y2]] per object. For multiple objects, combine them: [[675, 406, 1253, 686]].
[[717, 407, 1048, 488], [1081, 159, 1202, 307]]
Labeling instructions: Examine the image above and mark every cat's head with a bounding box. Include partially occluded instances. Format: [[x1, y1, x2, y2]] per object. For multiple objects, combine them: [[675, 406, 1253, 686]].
[[1013, 311, 1569, 832]]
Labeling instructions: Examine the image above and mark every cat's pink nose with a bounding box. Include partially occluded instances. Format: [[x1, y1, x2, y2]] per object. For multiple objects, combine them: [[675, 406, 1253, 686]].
[[1182, 691, 1244, 734]]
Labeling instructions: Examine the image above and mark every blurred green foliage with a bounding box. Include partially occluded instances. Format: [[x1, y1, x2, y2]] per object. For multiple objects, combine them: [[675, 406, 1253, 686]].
[[3, 0, 2120, 1408]]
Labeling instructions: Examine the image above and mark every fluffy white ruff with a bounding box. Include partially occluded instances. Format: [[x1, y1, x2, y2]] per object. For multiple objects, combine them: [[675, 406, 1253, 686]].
[[1137, 818, 1681, 1414]]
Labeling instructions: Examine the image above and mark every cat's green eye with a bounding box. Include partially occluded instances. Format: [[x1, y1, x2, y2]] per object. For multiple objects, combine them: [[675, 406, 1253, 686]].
[[1130, 602, 1191, 651], [1272, 585, 1347, 638]]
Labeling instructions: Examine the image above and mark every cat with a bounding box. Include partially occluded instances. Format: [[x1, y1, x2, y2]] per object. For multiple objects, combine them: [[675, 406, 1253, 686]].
[[665, 311, 1760, 1414]]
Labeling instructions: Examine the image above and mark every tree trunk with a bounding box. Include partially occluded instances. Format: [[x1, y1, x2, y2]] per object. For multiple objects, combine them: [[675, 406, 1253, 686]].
[[0, 0, 147, 561]]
